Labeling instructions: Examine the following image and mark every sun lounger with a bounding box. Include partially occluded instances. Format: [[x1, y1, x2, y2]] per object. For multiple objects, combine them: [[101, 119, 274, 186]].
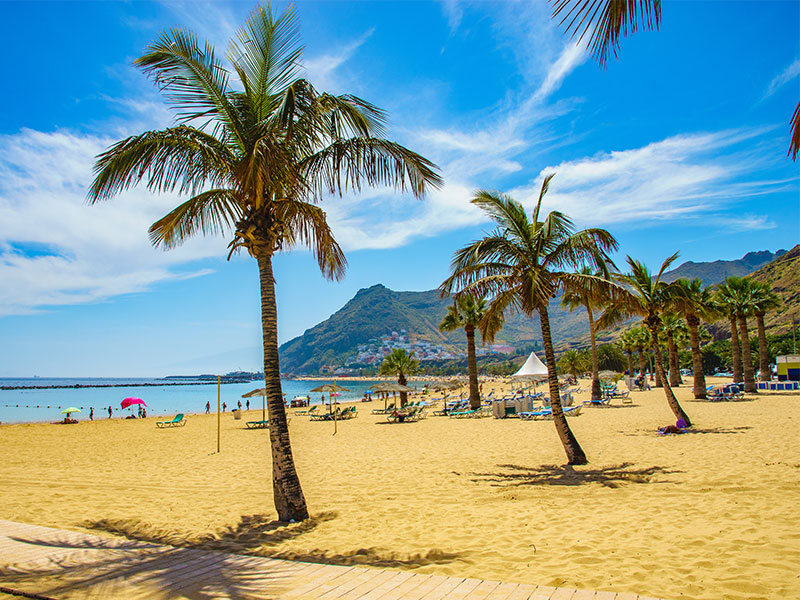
[[156, 414, 186, 428], [294, 405, 317, 416], [245, 420, 269, 429], [372, 403, 395, 415]]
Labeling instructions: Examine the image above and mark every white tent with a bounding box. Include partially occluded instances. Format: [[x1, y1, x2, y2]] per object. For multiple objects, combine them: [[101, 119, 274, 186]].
[[513, 352, 548, 378]]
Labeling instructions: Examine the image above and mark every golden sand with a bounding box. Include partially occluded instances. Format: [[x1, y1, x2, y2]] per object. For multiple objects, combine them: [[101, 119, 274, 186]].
[[1, 377, 798, 600]]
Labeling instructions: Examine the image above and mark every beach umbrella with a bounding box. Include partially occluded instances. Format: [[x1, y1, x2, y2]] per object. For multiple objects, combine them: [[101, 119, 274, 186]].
[[60, 407, 81, 414], [121, 397, 147, 409], [310, 383, 351, 435], [242, 387, 268, 421], [598, 370, 617, 380], [370, 382, 414, 409]]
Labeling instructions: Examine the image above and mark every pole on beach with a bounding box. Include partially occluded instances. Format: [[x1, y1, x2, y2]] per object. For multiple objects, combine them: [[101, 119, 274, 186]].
[[217, 375, 221, 453], [333, 378, 338, 435]]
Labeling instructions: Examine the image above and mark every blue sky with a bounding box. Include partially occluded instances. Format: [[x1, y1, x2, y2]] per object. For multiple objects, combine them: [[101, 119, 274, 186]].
[[0, 0, 798, 377]]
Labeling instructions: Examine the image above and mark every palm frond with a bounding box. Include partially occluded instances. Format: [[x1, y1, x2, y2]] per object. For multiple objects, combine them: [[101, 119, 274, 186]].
[[88, 126, 235, 201], [790, 100, 800, 160], [300, 137, 442, 200], [550, 0, 661, 67], [135, 29, 245, 147], [148, 188, 241, 249]]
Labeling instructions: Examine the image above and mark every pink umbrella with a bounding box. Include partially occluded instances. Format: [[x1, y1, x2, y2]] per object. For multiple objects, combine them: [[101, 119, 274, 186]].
[[121, 397, 147, 409]]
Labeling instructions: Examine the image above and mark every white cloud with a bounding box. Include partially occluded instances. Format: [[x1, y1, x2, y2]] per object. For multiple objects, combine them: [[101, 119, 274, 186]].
[[764, 58, 800, 98], [439, 0, 463, 32], [303, 28, 375, 92], [0, 129, 229, 316]]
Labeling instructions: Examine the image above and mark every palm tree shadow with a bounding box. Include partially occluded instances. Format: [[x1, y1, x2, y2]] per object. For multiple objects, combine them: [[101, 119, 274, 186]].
[[620, 425, 752, 437], [0, 532, 304, 599], [84, 511, 464, 569], [463, 462, 682, 488]]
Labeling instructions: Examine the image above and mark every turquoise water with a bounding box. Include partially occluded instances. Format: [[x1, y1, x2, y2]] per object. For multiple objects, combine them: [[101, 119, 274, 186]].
[[0, 378, 396, 424]]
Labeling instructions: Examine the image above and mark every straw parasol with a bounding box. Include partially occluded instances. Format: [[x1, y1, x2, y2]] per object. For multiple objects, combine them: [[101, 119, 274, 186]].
[[310, 383, 351, 412], [370, 382, 415, 409], [242, 387, 269, 420]]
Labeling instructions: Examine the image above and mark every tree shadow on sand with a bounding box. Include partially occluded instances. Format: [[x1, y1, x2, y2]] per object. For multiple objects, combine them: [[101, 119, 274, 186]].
[[82, 512, 463, 569], [1, 520, 464, 599], [620, 425, 752, 437], [462, 462, 682, 488]]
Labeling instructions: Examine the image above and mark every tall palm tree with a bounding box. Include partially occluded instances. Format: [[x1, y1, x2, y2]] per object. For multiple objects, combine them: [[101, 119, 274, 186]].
[[751, 281, 782, 381], [441, 175, 618, 465], [600, 254, 692, 425], [87, 5, 441, 522], [725, 277, 758, 393], [618, 329, 637, 375], [379, 349, 420, 406], [660, 313, 686, 387], [438, 295, 503, 410], [670, 278, 718, 399], [715, 280, 743, 384], [629, 325, 651, 378], [558, 348, 589, 378], [549, 0, 799, 159], [561, 266, 615, 402]]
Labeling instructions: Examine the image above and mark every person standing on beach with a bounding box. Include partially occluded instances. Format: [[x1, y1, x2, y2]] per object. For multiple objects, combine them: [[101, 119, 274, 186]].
[[238, 400, 242, 411], [107, 406, 112, 418], [246, 399, 250, 411], [222, 402, 227, 412], [205, 401, 210, 414], [89, 407, 93, 421]]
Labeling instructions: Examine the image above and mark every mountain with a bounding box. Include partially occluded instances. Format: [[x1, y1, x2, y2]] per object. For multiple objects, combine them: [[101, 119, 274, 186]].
[[278, 248, 789, 374], [661, 249, 785, 285], [744, 244, 800, 335]]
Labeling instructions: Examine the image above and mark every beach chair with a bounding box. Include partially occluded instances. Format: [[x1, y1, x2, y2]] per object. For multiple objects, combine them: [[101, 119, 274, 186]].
[[340, 406, 358, 419], [294, 405, 317, 416], [372, 403, 395, 415], [156, 414, 186, 428], [245, 420, 269, 429], [583, 396, 611, 407], [387, 406, 420, 423], [518, 408, 552, 420]]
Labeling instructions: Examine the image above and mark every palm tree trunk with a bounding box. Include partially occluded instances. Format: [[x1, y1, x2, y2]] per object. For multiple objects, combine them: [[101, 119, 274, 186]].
[[687, 316, 707, 399], [737, 314, 757, 393], [587, 308, 601, 402], [637, 346, 647, 376], [398, 373, 408, 406], [625, 349, 633, 375], [539, 306, 587, 465], [648, 321, 691, 425], [667, 333, 681, 387], [654, 350, 663, 387], [730, 314, 742, 383], [257, 254, 309, 523], [756, 312, 770, 381], [465, 325, 480, 410]]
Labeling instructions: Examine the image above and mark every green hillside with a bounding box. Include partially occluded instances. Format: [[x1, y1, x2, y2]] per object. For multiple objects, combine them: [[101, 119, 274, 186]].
[[278, 248, 790, 374], [745, 244, 799, 335]]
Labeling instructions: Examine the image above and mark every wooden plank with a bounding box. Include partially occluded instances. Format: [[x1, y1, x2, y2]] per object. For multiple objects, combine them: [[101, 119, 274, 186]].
[[335, 568, 404, 599], [570, 590, 598, 600], [593, 592, 616, 600], [315, 566, 386, 599], [486, 582, 523, 600], [614, 594, 638, 600], [550, 588, 576, 600], [464, 579, 503, 599], [372, 573, 435, 600], [506, 583, 542, 600], [530, 586, 557, 600], [417, 577, 466, 600], [303, 566, 375, 599], [396, 574, 451, 600], [445, 577, 483, 599], [281, 565, 359, 598], [356, 570, 416, 600]]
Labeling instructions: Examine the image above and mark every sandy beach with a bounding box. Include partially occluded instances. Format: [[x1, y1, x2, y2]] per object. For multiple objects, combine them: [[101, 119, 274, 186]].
[[1, 377, 798, 600]]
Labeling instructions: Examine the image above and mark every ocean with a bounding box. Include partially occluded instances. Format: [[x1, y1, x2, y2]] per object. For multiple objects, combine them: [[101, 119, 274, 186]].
[[0, 378, 397, 424]]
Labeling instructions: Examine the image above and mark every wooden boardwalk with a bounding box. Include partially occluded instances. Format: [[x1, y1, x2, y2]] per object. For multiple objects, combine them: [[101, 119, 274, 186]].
[[0, 520, 664, 600]]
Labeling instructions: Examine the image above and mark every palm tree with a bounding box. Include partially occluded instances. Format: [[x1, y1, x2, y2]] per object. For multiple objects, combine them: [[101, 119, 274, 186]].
[[726, 277, 759, 393], [438, 295, 503, 410], [441, 175, 618, 465], [87, 5, 441, 522], [379, 349, 420, 406], [618, 329, 637, 375], [715, 280, 743, 384], [549, 0, 799, 160], [628, 325, 651, 378], [751, 281, 782, 381], [561, 266, 615, 402], [601, 254, 692, 425], [660, 313, 686, 387], [558, 348, 589, 378], [670, 278, 718, 399]]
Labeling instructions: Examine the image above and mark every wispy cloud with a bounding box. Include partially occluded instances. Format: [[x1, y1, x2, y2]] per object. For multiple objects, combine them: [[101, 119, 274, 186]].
[[303, 28, 375, 92], [0, 129, 228, 316], [439, 0, 463, 32], [764, 58, 800, 98]]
